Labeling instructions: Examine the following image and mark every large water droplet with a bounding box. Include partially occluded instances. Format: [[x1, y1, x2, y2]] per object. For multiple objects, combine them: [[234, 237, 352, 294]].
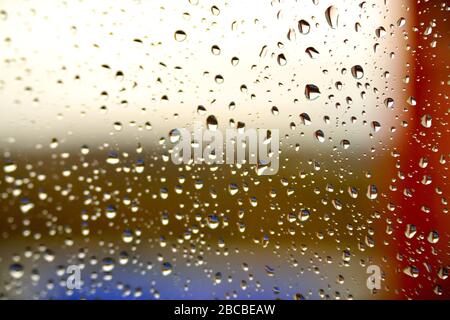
[[305, 84, 321, 100], [174, 30, 187, 42], [325, 6, 339, 29], [206, 115, 218, 131], [162, 262, 173, 276], [421, 114, 432, 128], [351, 65, 364, 79], [169, 129, 181, 143], [315, 130, 325, 143], [277, 54, 287, 66], [299, 113, 312, 125], [10, 263, 24, 279], [298, 20, 310, 34], [305, 47, 319, 59]]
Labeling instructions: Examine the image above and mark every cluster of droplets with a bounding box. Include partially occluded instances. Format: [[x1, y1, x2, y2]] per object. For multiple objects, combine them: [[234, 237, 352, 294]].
[[0, 0, 448, 300]]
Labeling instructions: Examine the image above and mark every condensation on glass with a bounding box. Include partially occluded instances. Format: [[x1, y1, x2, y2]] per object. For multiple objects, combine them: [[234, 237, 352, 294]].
[[0, 0, 448, 300]]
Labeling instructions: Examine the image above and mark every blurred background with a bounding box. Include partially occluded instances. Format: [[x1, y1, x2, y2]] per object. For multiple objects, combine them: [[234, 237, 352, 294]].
[[0, 0, 448, 299]]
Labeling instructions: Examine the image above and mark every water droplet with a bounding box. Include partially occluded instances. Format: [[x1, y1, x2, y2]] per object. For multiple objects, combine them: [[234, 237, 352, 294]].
[[81, 145, 90, 155], [100, 258, 114, 273], [403, 265, 419, 278], [351, 65, 364, 79], [305, 47, 319, 59], [340, 139, 350, 149], [214, 272, 222, 284], [265, 265, 275, 276], [300, 113, 312, 125], [228, 183, 238, 196], [384, 98, 394, 108], [207, 214, 220, 229], [3, 161, 17, 173], [259, 45, 268, 58], [206, 115, 218, 131], [122, 229, 134, 243], [10, 263, 24, 279], [371, 121, 381, 132], [106, 151, 119, 165], [284, 26, 294, 39], [174, 30, 187, 42], [298, 209, 310, 221], [20, 199, 34, 213], [421, 114, 432, 128], [211, 45, 221, 55], [105, 205, 117, 219], [366, 185, 378, 200], [405, 224, 417, 239], [428, 231, 439, 244], [214, 75, 224, 84], [375, 26, 386, 38], [305, 84, 321, 100], [113, 122, 122, 131], [169, 129, 181, 143], [277, 54, 287, 66], [211, 5, 220, 16], [298, 20, 310, 34], [407, 96, 416, 106], [197, 105, 207, 115], [325, 6, 339, 29], [315, 130, 325, 143]]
